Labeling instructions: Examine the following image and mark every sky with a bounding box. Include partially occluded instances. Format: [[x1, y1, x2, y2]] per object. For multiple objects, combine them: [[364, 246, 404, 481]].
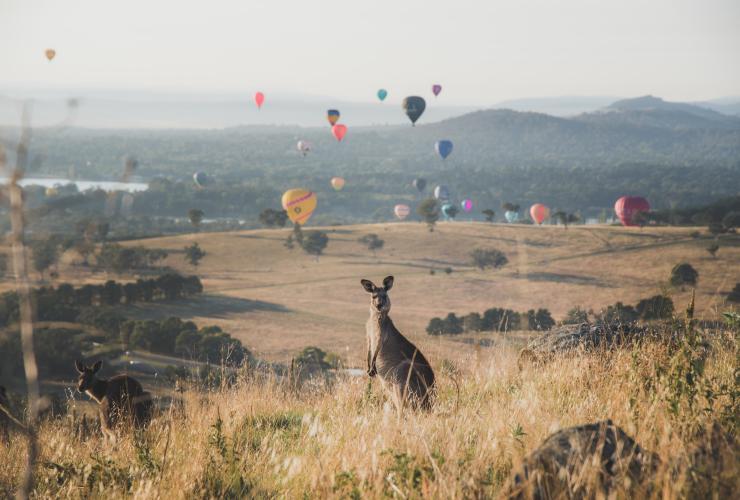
[[2, 0, 739, 105]]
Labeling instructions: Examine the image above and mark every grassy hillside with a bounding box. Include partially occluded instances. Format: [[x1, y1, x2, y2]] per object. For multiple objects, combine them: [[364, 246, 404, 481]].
[[92, 222, 740, 364]]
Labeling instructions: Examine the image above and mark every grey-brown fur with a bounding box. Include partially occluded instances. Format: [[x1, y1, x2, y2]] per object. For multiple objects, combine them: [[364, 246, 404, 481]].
[[361, 276, 435, 411], [502, 420, 659, 499], [75, 360, 152, 439]]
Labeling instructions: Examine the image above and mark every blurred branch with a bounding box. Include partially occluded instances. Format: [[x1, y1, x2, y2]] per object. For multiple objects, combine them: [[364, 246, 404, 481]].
[[1, 102, 40, 500]]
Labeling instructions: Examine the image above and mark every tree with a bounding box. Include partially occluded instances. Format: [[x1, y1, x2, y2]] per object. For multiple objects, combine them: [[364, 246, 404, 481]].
[[728, 283, 740, 303], [526, 309, 555, 331], [259, 208, 289, 228], [188, 208, 205, 230], [502, 202, 519, 212], [635, 295, 674, 320], [358, 234, 384, 256], [482, 209, 496, 223], [295, 346, 337, 372], [670, 263, 698, 288], [463, 312, 484, 332], [30, 239, 60, 279], [416, 198, 439, 232], [300, 230, 329, 260], [553, 211, 579, 229], [562, 306, 589, 325], [706, 243, 719, 258], [722, 211, 740, 230], [0, 253, 7, 278], [184, 242, 206, 267], [470, 248, 508, 270]]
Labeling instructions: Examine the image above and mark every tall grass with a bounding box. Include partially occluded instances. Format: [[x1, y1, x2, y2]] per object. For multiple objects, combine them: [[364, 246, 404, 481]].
[[0, 330, 737, 498]]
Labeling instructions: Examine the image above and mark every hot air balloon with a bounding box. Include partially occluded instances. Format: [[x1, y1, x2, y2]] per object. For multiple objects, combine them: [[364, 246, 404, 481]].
[[193, 171, 209, 188], [394, 204, 410, 220], [402, 96, 426, 126], [254, 92, 265, 109], [297, 140, 312, 156], [412, 178, 427, 192], [327, 109, 340, 126], [614, 196, 650, 227], [332, 124, 347, 142], [45, 49, 56, 61], [282, 188, 317, 225], [530, 203, 550, 225], [435, 140, 453, 160], [434, 185, 449, 200], [504, 211, 519, 223], [432, 84, 442, 97], [377, 89, 388, 102], [461, 199, 473, 212], [331, 177, 345, 191], [441, 203, 457, 220]]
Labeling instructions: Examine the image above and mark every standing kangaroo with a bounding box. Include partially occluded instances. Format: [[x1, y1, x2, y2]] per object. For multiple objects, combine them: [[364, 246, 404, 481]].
[[75, 360, 152, 440], [361, 276, 435, 411]]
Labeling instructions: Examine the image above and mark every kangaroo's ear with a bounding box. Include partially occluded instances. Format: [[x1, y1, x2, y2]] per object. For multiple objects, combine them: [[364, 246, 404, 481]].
[[74, 360, 85, 373], [360, 279, 375, 293], [383, 276, 394, 291], [91, 360, 103, 373]]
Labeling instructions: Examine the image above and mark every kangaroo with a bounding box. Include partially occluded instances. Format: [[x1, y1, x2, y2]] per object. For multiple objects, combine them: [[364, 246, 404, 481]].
[[75, 360, 152, 440], [361, 276, 435, 411]]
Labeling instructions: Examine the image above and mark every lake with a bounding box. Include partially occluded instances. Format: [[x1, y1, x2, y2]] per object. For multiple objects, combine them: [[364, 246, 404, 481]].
[[0, 177, 149, 192]]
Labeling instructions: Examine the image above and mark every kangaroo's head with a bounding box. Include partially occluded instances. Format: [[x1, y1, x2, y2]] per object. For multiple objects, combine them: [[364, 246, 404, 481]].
[[75, 360, 102, 393], [361, 276, 394, 315]]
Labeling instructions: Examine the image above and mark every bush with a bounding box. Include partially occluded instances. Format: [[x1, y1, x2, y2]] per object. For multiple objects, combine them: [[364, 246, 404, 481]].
[[562, 306, 589, 325], [470, 248, 508, 270], [670, 263, 698, 287], [597, 302, 639, 323], [635, 295, 675, 320], [295, 346, 341, 372]]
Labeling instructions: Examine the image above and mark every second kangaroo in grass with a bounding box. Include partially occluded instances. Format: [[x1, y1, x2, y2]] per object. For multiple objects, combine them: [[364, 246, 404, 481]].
[[362, 276, 435, 411], [75, 360, 153, 440]]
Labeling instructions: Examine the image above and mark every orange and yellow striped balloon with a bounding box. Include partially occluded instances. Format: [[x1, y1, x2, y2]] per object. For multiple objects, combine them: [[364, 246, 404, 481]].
[[282, 188, 317, 225], [330, 177, 345, 191]]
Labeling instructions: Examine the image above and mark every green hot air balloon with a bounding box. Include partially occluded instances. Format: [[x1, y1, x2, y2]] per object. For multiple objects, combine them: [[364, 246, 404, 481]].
[[402, 96, 426, 126]]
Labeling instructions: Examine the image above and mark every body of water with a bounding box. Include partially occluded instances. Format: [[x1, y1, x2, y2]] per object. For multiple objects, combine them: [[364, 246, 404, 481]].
[[1, 177, 149, 192]]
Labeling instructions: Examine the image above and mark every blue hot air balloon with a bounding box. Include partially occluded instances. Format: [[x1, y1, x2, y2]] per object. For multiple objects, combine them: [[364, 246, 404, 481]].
[[434, 185, 450, 201], [505, 210, 519, 223], [435, 140, 453, 160], [193, 171, 209, 188], [377, 89, 388, 102]]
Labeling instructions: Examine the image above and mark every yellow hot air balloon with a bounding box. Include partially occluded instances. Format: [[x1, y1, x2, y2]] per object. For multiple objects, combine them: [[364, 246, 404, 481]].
[[330, 177, 345, 191], [45, 49, 56, 61], [282, 188, 317, 225]]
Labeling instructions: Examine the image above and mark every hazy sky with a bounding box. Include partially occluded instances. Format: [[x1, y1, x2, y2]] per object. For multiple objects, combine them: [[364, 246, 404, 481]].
[[2, 0, 739, 104]]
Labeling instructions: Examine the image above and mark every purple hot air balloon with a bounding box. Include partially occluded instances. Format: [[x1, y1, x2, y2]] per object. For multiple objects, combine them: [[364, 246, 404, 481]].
[[432, 84, 442, 97]]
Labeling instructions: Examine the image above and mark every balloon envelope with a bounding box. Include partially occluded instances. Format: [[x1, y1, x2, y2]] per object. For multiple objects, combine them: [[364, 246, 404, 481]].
[[413, 178, 427, 192], [614, 196, 650, 226], [441, 203, 455, 219], [254, 92, 265, 109], [331, 177, 345, 191], [394, 204, 410, 220], [377, 89, 388, 101], [530, 203, 550, 224], [193, 171, 209, 187], [297, 140, 311, 156], [45, 49, 56, 61], [402, 96, 426, 125], [432, 84, 442, 96], [435, 140, 453, 160], [332, 124, 347, 142], [505, 210, 519, 223], [461, 199, 473, 212], [434, 185, 449, 200], [327, 109, 340, 126], [282, 188, 317, 225]]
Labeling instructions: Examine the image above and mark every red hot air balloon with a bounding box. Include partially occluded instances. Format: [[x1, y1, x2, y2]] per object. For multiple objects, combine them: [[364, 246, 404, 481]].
[[614, 196, 650, 227], [254, 92, 265, 109], [530, 204, 550, 225], [332, 124, 347, 142]]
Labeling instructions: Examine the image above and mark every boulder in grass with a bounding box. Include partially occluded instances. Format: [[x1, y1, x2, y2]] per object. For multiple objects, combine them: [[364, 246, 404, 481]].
[[502, 420, 659, 499], [517, 322, 654, 368]]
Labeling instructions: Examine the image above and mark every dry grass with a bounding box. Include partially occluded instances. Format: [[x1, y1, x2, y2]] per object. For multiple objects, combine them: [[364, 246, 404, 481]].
[[1, 329, 737, 498]]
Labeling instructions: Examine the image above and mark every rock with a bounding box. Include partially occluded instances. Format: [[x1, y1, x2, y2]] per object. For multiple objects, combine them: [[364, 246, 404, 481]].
[[502, 420, 659, 499]]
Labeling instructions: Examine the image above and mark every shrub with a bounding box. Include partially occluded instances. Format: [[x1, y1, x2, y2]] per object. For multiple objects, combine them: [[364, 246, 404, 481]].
[[597, 302, 639, 323], [562, 306, 589, 324], [470, 248, 508, 270], [295, 346, 341, 372], [670, 263, 698, 288]]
